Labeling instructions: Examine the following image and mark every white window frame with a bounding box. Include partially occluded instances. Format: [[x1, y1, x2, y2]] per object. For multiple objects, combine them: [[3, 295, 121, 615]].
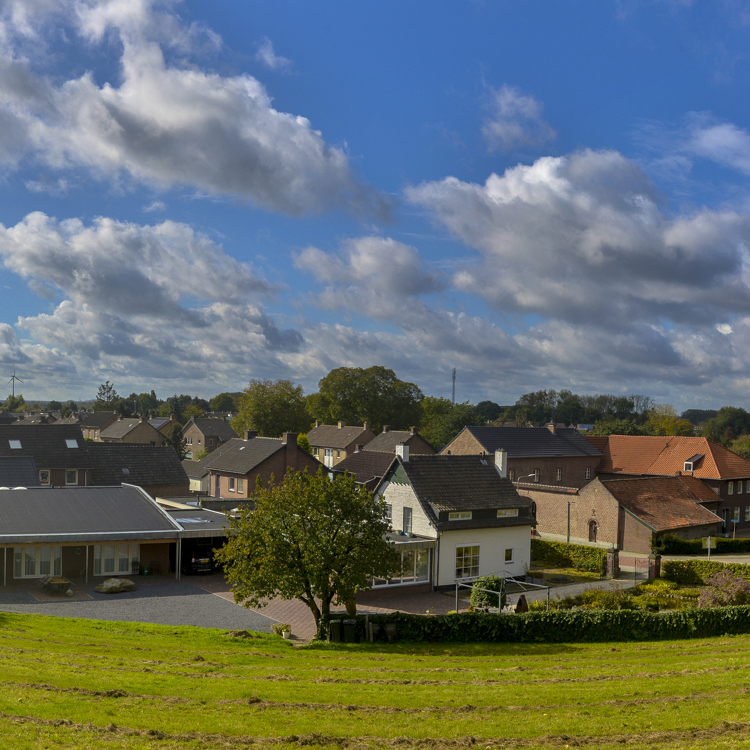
[[403, 507, 413, 534], [93, 544, 140, 576], [504, 548, 514, 564], [497, 508, 519, 517], [209, 438, 214, 447], [39, 470, 50, 485], [533, 469, 540, 483], [372, 548, 429, 588], [448, 511, 472, 521], [385, 503, 392, 523], [585, 467, 591, 480], [745, 506, 750, 522], [455, 544, 480, 580], [237, 477, 244, 493], [14, 546, 62, 579], [65, 469, 78, 485], [228, 477, 235, 492], [734, 506, 741, 522], [729, 482, 734, 495], [555, 468, 562, 483]]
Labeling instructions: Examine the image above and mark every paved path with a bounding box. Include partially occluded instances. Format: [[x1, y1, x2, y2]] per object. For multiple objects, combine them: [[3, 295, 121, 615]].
[[0, 580, 277, 632]]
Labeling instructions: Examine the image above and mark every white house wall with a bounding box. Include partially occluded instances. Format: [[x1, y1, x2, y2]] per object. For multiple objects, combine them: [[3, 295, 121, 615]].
[[380, 481, 435, 537], [437, 525, 531, 587]]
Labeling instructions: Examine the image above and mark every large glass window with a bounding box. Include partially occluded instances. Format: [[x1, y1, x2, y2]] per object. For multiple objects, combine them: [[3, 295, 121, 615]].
[[94, 544, 139, 576], [13, 546, 62, 578], [373, 548, 431, 587], [65, 469, 78, 485], [455, 545, 480, 579]]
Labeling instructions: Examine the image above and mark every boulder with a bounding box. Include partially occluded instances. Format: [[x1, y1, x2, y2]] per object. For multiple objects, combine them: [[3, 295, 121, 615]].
[[95, 578, 136, 594]]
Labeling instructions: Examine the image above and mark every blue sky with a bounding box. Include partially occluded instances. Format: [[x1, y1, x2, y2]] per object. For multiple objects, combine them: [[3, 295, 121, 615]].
[[1, 0, 749, 410]]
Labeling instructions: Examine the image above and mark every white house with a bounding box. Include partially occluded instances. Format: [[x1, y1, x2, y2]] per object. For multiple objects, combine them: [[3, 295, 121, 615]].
[[372, 445, 535, 590]]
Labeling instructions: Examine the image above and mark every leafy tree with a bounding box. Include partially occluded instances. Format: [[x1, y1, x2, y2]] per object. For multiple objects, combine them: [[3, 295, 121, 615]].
[[232, 379, 311, 437], [210, 392, 236, 412], [193, 448, 209, 461], [312, 366, 423, 433], [94, 381, 119, 411], [215, 469, 400, 638], [681, 409, 718, 426], [297, 433, 313, 454], [420, 401, 481, 449], [475, 400, 503, 423], [137, 390, 160, 415], [46, 400, 63, 412], [166, 424, 187, 461], [164, 394, 193, 424], [730, 435, 750, 460], [113, 398, 135, 418], [590, 418, 645, 436], [644, 404, 694, 436], [183, 404, 206, 421], [63, 400, 78, 414], [3, 394, 25, 411], [702, 407, 750, 445]]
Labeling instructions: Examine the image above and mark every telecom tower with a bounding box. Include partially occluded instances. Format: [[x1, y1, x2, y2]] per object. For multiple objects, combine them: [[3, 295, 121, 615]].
[[451, 368, 456, 405]]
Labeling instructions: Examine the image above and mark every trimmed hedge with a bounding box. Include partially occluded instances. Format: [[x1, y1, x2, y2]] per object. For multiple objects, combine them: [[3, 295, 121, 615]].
[[654, 533, 750, 556], [662, 558, 750, 585], [531, 538, 607, 576], [359, 605, 750, 643]]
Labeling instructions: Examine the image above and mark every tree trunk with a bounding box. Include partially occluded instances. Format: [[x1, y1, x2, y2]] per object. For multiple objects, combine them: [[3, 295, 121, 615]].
[[318, 597, 333, 640], [344, 596, 357, 617]]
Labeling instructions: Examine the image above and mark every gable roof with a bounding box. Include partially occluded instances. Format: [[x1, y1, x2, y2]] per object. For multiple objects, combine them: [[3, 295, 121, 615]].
[[333, 450, 395, 485], [0, 425, 91, 469], [446, 426, 602, 458], [100, 418, 158, 440], [382, 454, 533, 531], [200, 436, 285, 475], [601, 475, 722, 532], [306, 423, 373, 449], [184, 417, 238, 442], [0, 485, 180, 543], [86, 443, 188, 487], [148, 417, 173, 431], [181, 458, 206, 480], [591, 435, 750, 480], [363, 429, 434, 454], [0, 456, 40, 486], [79, 411, 117, 428]]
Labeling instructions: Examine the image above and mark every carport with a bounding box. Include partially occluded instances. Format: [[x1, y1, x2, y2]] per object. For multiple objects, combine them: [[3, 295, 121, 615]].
[[166, 507, 230, 579]]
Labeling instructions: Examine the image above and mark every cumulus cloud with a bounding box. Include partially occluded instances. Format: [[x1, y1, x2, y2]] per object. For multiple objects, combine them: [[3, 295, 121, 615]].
[[255, 37, 292, 72], [0, 0, 386, 217], [0, 212, 304, 388], [482, 84, 556, 152], [407, 149, 750, 330]]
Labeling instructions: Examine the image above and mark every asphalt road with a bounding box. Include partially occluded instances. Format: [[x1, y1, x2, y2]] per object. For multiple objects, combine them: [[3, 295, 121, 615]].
[[0, 581, 277, 632]]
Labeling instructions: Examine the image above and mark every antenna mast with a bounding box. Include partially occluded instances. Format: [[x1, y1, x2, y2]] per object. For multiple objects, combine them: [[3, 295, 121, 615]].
[[451, 368, 456, 405], [6, 366, 22, 399]]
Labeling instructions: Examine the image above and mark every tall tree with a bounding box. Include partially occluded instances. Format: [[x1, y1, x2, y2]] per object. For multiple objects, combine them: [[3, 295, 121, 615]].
[[215, 469, 399, 639], [312, 366, 423, 432], [475, 400, 503, 423], [210, 392, 236, 412], [420, 399, 481, 449], [702, 407, 750, 445], [3, 394, 25, 411], [94, 381, 119, 411], [232, 379, 311, 437], [166, 424, 187, 461]]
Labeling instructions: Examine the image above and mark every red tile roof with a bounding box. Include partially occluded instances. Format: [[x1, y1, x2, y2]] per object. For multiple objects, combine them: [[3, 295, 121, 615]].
[[589, 435, 750, 480], [601, 475, 722, 532]]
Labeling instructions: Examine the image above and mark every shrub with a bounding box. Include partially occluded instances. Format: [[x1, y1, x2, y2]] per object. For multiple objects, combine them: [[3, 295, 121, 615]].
[[469, 574, 506, 609], [631, 594, 659, 612], [662, 559, 750, 585], [654, 533, 750, 556], [531, 539, 607, 576], [699, 569, 750, 608]]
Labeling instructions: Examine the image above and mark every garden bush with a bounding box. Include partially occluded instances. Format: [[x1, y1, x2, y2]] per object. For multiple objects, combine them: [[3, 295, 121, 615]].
[[531, 539, 607, 576], [359, 605, 750, 643], [468, 574, 506, 609], [662, 559, 750, 585], [699, 568, 750, 608], [653, 533, 750, 556]]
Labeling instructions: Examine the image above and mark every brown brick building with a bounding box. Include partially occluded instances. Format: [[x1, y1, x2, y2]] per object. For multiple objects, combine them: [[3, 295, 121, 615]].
[[182, 417, 238, 460], [363, 426, 435, 457], [306, 421, 376, 468]]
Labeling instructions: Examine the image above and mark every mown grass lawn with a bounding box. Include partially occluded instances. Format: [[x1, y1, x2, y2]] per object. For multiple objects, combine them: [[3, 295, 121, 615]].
[[2, 611, 750, 749]]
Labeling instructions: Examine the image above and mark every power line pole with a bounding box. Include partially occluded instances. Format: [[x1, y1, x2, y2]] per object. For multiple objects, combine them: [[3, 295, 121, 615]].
[[452, 368, 456, 405]]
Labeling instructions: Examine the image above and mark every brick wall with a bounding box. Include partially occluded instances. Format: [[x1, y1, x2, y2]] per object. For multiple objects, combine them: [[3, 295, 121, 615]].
[[440, 429, 484, 455]]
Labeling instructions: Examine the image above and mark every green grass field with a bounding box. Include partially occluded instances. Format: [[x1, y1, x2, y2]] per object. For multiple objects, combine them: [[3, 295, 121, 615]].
[[2, 611, 750, 749]]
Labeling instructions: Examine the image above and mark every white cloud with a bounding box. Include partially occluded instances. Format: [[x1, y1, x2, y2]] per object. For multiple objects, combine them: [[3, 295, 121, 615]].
[[255, 37, 292, 72], [482, 84, 556, 152], [0, 0, 386, 217], [143, 200, 166, 212]]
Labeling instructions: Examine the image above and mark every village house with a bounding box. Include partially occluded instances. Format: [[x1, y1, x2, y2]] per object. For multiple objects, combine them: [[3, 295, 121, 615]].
[[79, 411, 119, 441], [332, 449, 395, 492], [373, 446, 534, 591], [181, 417, 238, 460], [363, 425, 436, 456], [441, 425, 601, 488], [306, 421, 376, 467], [99, 416, 167, 447]]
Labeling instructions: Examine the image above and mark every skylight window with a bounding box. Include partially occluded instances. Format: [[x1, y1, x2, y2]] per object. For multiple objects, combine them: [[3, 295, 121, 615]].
[[65, 439, 79, 449], [8, 440, 21, 449]]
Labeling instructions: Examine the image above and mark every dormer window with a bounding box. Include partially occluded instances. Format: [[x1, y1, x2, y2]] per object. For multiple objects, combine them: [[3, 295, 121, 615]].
[[684, 454, 704, 472], [448, 511, 472, 521]]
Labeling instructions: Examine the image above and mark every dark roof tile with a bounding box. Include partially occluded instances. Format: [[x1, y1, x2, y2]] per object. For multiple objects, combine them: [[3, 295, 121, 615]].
[[448, 426, 602, 458]]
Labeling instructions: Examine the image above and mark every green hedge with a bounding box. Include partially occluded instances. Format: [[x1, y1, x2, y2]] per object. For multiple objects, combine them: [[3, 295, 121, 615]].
[[653, 534, 750, 556], [359, 606, 750, 643], [662, 559, 750, 585], [531, 538, 607, 576]]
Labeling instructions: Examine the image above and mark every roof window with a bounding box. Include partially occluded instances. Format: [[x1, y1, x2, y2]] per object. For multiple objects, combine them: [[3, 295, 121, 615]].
[[684, 454, 704, 472], [65, 439, 79, 449], [8, 440, 21, 449], [122, 468, 130, 475]]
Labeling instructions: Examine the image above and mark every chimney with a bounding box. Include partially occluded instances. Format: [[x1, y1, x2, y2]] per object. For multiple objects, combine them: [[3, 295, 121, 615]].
[[410, 426, 417, 435], [141, 415, 148, 423], [338, 420, 346, 429], [546, 423, 556, 434], [315, 420, 322, 428], [283, 432, 298, 469], [363, 421, 370, 431], [396, 443, 409, 462], [382, 425, 390, 433], [244, 430, 257, 440], [494, 448, 508, 478]]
